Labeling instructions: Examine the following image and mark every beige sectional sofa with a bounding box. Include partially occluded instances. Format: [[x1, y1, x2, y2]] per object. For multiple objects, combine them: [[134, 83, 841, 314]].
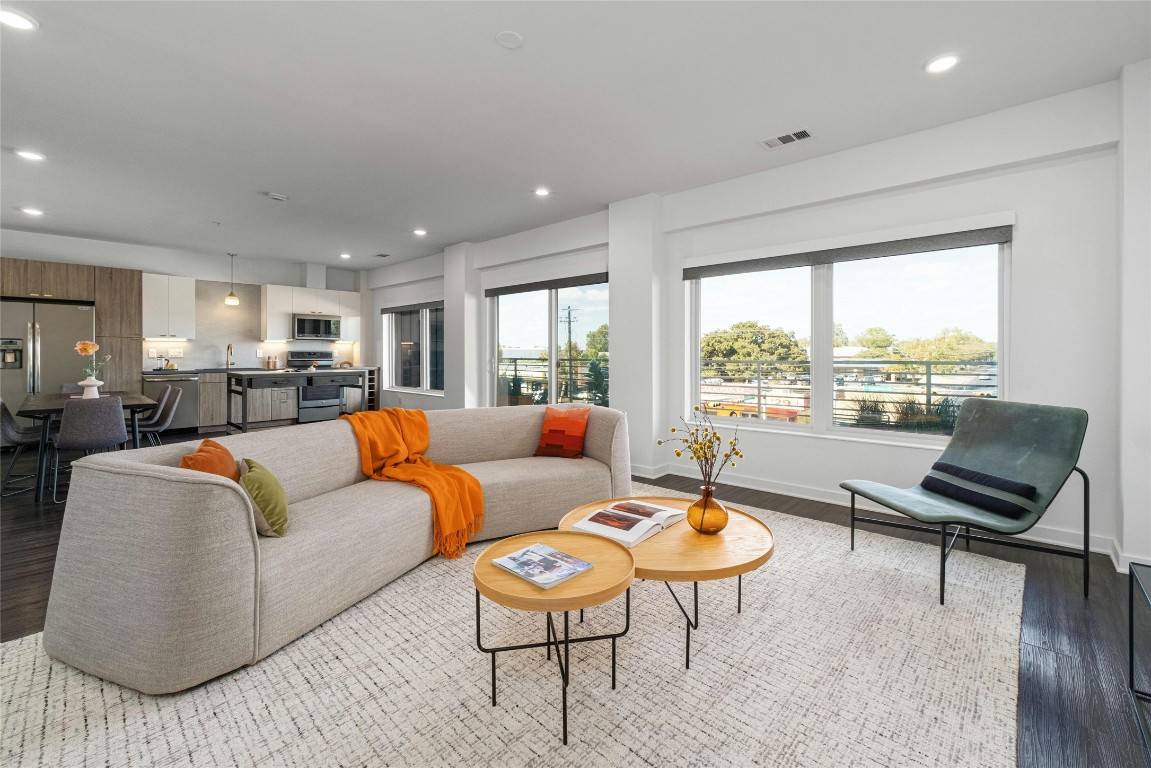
[[42, 404, 631, 694]]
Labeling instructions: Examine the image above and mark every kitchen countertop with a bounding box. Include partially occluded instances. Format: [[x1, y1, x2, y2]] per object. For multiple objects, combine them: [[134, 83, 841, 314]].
[[144, 367, 373, 375]]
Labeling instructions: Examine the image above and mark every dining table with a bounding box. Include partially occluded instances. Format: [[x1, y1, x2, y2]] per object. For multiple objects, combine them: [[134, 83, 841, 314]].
[[15, 391, 158, 503]]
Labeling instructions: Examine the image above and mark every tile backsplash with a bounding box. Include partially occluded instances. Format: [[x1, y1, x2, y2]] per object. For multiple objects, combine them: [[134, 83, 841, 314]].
[[141, 280, 358, 371]]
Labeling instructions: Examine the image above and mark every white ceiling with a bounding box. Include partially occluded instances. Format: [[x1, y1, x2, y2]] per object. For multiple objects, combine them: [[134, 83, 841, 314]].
[[2, 1, 1148, 269]]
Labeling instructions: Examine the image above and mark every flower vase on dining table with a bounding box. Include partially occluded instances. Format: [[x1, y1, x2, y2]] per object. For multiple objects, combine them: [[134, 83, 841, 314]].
[[77, 376, 103, 398]]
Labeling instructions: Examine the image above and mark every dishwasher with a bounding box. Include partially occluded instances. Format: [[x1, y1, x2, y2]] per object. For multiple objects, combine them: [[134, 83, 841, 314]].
[[142, 374, 201, 430]]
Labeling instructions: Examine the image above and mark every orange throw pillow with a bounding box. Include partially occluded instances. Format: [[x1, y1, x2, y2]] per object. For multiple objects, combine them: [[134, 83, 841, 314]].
[[534, 406, 591, 459], [179, 438, 240, 482]]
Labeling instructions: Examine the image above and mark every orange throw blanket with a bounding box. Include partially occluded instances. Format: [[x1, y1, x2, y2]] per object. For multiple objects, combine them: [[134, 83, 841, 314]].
[[341, 409, 483, 559]]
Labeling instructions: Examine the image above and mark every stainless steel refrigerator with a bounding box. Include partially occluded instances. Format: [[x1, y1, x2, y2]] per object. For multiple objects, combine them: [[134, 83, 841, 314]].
[[1, 300, 96, 427]]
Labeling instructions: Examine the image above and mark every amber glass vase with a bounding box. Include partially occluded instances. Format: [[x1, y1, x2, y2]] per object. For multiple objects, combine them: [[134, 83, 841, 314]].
[[687, 486, 729, 534]]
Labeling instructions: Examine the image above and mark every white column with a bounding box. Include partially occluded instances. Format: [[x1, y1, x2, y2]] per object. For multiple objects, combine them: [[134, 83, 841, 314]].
[[1119, 59, 1151, 569], [443, 242, 482, 409], [609, 194, 667, 477]]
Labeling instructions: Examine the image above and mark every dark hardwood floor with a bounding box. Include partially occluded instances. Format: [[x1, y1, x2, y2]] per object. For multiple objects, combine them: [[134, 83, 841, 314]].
[[2, 442, 1148, 767]]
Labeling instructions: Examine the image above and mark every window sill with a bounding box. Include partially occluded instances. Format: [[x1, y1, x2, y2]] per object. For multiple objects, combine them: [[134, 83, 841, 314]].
[[384, 387, 445, 398], [701, 416, 949, 451]]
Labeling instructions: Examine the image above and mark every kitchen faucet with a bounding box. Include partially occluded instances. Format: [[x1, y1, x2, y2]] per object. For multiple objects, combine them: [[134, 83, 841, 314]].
[[226, 343, 234, 369]]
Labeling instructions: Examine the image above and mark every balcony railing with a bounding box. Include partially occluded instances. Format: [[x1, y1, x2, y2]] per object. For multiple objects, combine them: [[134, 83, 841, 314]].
[[497, 357, 609, 407], [699, 358, 998, 435]]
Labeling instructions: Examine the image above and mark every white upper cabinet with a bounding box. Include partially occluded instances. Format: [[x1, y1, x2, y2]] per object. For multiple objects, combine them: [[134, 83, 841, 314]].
[[261, 284, 294, 341], [142, 273, 196, 339], [292, 287, 342, 316], [339, 290, 361, 342]]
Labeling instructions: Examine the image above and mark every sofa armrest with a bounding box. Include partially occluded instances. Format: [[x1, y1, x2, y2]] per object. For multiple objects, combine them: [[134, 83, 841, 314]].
[[42, 458, 261, 694], [583, 406, 633, 498]]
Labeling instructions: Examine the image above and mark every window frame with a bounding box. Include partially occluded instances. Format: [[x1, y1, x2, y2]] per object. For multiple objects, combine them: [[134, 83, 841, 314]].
[[382, 303, 445, 394], [687, 242, 1008, 446]]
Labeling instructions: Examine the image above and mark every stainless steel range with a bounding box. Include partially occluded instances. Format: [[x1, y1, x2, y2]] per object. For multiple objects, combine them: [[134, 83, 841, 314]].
[[288, 351, 344, 423]]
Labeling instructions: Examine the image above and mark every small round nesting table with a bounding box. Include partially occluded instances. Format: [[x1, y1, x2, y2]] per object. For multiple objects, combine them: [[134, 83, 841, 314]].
[[560, 496, 775, 669], [473, 530, 634, 744]]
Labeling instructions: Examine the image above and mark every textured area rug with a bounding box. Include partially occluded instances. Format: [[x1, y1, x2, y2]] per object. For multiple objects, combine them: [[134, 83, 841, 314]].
[[2, 484, 1024, 767]]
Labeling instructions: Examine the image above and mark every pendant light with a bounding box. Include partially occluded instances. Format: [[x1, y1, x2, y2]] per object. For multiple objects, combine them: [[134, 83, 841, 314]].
[[224, 253, 240, 306]]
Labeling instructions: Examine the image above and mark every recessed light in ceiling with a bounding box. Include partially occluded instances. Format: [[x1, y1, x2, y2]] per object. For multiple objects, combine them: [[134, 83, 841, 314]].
[[413, 229, 427, 236], [0, 8, 38, 30], [264, 192, 289, 201], [15, 149, 46, 161], [339, 253, 351, 259], [925, 54, 960, 74], [534, 187, 550, 197], [20, 207, 44, 216], [495, 31, 523, 50]]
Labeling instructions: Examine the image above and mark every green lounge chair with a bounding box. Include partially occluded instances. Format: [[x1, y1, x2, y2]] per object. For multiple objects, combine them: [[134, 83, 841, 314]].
[[841, 398, 1089, 604]]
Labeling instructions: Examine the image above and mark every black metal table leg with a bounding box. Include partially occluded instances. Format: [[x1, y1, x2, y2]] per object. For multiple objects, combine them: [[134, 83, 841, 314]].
[[34, 416, 50, 503], [738, 574, 743, 614], [665, 581, 700, 669]]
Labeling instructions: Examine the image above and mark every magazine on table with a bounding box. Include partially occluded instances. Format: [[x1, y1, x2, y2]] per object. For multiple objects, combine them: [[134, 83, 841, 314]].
[[492, 544, 594, 589], [570, 500, 686, 547]]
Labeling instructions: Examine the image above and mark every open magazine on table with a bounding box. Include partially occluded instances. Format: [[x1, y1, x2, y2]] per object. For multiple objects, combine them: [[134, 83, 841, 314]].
[[570, 500, 686, 547], [492, 543, 594, 589]]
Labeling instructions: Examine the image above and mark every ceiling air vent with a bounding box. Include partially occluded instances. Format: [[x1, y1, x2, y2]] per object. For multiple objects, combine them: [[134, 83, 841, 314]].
[[759, 130, 812, 149], [374, 253, 390, 259]]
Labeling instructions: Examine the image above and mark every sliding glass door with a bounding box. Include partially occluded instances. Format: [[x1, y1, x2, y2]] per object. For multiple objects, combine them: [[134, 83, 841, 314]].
[[496, 290, 550, 406]]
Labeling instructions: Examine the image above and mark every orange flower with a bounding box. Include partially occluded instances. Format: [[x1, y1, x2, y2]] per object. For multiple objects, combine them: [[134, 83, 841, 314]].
[[74, 340, 100, 356]]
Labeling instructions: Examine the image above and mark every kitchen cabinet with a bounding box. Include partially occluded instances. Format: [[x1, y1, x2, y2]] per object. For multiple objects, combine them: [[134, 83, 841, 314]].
[[292, 287, 341, 316], [199, 373, 227, 428], [339, 290, 360, 342], [94, 336, 143, 394], [94, 267, 142, 337], [260, 284, 294, 341], [271, 388, 298, 420], [224, 384, 297, 425], [142, 273, 196, 339], [1, 258, 94, 301]]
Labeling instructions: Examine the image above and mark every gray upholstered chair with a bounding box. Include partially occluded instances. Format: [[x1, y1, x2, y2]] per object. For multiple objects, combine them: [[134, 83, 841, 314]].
[[841, 398, 1089, 604], [1, 400, 42, 497], [128, 384, 170, 429], [138, 387, 182, 447], [51, 396, 129, 503]]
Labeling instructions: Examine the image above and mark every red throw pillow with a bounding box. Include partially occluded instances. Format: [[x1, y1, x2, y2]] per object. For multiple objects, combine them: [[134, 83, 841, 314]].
[[179, 438, 240, 482], [534, 406, 591, 459]]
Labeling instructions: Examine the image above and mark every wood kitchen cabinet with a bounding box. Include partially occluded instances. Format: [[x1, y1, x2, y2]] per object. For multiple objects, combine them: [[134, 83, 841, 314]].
[[94, 336, 143, 394], [199, 373, 227, 429], [228, 387, 297, 424], [1, 258, 94, 301], [271, 388, 298, 420], [94, 267, 142, 337]]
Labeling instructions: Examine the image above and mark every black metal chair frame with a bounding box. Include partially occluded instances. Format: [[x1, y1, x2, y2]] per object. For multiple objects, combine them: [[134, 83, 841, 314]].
[[849, 466, 1090, 605]]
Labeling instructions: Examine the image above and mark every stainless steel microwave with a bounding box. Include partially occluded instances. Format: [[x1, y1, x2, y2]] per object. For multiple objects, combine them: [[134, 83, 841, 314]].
[[293, 314, 341, 340]]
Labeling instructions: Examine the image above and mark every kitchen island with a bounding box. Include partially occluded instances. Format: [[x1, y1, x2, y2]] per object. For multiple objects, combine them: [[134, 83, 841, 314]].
[[226, 369, 368, 433]]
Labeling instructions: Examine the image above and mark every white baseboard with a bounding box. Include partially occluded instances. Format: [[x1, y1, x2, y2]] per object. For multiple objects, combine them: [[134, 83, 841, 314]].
[[631, 463, 669, 480], [653, 467, 1123, 572]]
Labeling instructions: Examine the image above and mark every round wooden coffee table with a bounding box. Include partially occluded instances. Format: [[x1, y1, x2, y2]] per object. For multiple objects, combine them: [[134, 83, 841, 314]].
[[559, 496, 775, 668], [473, 530, 634, 744]]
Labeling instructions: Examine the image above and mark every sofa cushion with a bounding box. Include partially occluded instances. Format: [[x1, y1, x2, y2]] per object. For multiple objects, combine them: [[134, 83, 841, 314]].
[[256, 479, 434, 658], [459, 456, 614, 541], [179, 438, 240, 482], [534, 406, 590, 458], [239, 458, 289, 537]]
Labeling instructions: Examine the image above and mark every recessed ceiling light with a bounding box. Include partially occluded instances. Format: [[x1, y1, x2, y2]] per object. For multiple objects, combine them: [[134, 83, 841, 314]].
[[534, 187, 550, 197], [15, 149, 45, 161], [20, 207, 43, 216], [925, 54, 960, 74], [413, 229, 427, 236], [339, 253, 351, 259], [0, 8, 38, 30], [495, 31, 523, 50]]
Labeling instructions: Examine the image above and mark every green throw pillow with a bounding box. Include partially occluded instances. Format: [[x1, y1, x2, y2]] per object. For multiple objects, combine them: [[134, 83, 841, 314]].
[[239, 458, 288, 537]]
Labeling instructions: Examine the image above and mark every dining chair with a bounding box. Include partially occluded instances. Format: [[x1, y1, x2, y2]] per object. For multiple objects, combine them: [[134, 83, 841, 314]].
[[51, 396, 129, 504], [138, 388, 183, 447], [129, 384, 171, 429], [1, 400, 42, 497], [841, 398, 1089, 605]]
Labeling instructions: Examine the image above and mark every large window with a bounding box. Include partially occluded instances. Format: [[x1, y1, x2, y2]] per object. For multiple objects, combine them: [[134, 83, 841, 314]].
[[384, 303, 444, 392], [491, 276, 609, 407], [690, 227, 1006, 436]]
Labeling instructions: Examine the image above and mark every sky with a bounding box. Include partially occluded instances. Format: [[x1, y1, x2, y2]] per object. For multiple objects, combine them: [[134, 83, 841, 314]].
[[700, 245, 999, 343], [497, 283, 609, 351], [494, 245, 998, 354]]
